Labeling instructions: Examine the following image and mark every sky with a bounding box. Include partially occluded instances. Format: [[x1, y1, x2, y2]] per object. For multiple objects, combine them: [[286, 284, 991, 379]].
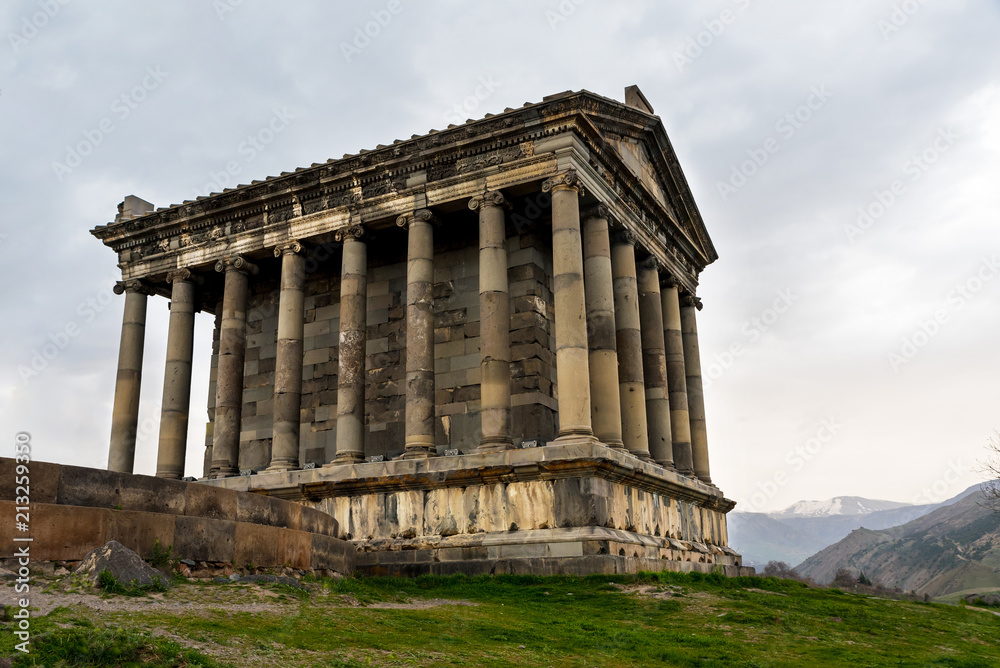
[[1, 1, 998, 513]]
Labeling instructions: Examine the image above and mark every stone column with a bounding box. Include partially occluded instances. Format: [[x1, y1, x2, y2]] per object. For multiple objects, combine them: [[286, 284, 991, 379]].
[[637, 258, 673, 469], [333, 226, 368, 464], [210, 256, 258, 478], [661, 279, 694, 475], [681, 294, 712, 484], [398, 209, 437, 459], [470, 191, 513, 452], [156, 269, 199, 479], [107, 279, 153, 473], [543, 170, 595, 443], [267, 241, 306, 472], [610, 231, 650, 460], [582, 204, 624, 450]]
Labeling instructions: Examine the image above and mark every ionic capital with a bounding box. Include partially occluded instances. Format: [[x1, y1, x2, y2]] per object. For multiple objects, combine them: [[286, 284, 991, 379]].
[[542, 169, 584, 196], [468, 190, 510, 211], [113, 279, 155, 296], [681, 294, 703, 310], [610, 227, 637, 248], [165, 268, 204, 285], [214, 255, 259, 276], [273, 240, 304, 258], [334, 224, 366, 242], [660, 274, 680, 289], [396, 208, 436, 228], [638, 255, 666, 274], [582, 202, 611, 221]]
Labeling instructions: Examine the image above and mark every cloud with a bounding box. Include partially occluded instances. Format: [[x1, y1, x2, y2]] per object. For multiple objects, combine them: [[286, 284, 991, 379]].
[[1, 1, 998, 508]]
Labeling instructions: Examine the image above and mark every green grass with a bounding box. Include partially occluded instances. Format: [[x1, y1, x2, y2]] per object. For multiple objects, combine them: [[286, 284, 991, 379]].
[[2, 571, 998, 666], [6, 612, 221, 667]]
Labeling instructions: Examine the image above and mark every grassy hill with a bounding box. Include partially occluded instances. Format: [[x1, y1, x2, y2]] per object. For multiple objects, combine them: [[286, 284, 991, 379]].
[[797, 490, 1000, 598], [3, 571, 999, 667]]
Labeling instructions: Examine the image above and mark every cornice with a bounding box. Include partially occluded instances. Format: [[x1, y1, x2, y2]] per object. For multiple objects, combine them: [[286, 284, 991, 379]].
[[93, 90, 716, 282]]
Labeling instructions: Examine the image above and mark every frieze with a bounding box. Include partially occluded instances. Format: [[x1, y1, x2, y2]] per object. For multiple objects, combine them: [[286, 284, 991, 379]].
[[454, 144, 529, 175]]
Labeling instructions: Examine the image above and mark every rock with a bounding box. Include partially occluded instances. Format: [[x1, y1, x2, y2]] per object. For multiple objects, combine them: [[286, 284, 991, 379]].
[[180, 559, 196, 566], [73, 541, 170, 590]]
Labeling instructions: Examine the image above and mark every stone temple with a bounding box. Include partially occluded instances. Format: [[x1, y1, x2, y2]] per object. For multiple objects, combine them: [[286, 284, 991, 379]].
[[91, 86, 749, 576]]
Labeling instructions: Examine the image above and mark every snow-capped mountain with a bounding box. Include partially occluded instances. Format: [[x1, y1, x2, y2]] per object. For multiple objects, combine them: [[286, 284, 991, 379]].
[[772, 496, 912, 518]]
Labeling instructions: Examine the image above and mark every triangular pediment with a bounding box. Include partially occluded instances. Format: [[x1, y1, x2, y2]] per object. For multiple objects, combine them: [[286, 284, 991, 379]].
[[577, 98, 717, 268]]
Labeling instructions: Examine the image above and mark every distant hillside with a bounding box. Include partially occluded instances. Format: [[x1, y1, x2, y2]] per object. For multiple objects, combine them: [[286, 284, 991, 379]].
[[729, 486, 984, 567], [796, 488, 1000, 598], [726, 513, 827, 566]]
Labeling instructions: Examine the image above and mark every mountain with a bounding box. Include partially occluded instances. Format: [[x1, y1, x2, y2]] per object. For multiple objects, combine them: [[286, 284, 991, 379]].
[[773, 496, 912, 518], [729, 487, 981, 568], [795, 486, 1000, 598]]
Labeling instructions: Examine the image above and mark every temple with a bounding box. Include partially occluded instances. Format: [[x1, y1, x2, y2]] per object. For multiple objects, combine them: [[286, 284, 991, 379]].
[[91, 86, 748, 576]]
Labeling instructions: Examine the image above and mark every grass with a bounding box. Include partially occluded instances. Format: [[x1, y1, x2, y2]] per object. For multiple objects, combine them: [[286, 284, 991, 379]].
[[2, 571, 998, 666]]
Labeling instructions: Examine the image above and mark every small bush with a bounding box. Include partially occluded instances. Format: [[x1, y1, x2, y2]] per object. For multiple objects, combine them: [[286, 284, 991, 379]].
[[97, 569, 168, 597], [148, 539, 175, 569]]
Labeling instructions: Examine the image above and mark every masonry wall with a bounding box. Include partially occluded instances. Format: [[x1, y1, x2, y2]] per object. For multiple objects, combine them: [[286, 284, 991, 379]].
[[204, 218, 558, 474]]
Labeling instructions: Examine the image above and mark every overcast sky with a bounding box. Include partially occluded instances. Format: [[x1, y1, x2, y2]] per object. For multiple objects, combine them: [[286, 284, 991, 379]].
[[2, 1, 998, 512]]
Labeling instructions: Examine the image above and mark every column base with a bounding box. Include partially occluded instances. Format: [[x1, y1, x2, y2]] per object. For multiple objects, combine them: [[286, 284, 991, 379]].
[[618, 450, 653, 463], [398, 446, 435, 460], [655, 461, 678, 472], [155, 470, 182, 480], [603, 440, 627, 452], [264, 462, 300, 474], [476, 438, 514, 453], [212, 466, 238, 479], [547, 433, 599, 448], [326, 452, 364, 466]]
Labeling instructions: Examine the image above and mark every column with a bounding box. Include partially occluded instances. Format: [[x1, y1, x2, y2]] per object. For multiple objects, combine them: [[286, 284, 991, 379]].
[[582, 205, 624, 450], [107, 279, 153, 473], [333, 226, 368, 464], [156, 269, 198, 479], [681, 294, 713, 484], [210, 256, 258, 478], [471, 191, 513, 452], [398, 209, 436, 459], [661, 278, 694, 476], [543, 170, 595, 443], [637, 258, 673, 469], [610, 231, 650, 460], [267, 241, 306, 472]]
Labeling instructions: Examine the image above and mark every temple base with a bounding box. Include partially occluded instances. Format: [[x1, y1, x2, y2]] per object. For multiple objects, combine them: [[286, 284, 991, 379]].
[[204, 442, 747, 578]]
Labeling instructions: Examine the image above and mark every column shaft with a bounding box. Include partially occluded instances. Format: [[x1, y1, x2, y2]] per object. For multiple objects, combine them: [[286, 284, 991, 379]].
[[108, 282, 149, 473], [156, 271, 197, 479], [472, 192, 513, 451], [610, 235, 650, 460], [211, 257, 256, 477], [334, 229, 368, 464], [399, 210, 436, 458], [681, 295, 712, 484], [268, 243, 306, 471], [582, 207, 624, 450], [637, 260, 673, 468], [544, 171, 594, 442], [662, 282, 694, 475]]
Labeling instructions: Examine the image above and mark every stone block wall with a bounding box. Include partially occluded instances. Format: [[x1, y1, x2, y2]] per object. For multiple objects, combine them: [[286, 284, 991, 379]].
[[207, 218, 558, 474]]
